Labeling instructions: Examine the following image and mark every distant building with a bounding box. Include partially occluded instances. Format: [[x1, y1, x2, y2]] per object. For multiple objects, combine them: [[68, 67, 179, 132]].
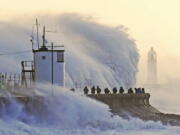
[[147, 47, 157, 84]]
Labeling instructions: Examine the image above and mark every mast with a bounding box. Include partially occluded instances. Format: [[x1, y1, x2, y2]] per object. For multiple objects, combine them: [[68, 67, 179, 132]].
[[36, 18, 40, 49], [42, 26, 46, 47], [51, 42, 54, 96], [51, 42, 54, 86]]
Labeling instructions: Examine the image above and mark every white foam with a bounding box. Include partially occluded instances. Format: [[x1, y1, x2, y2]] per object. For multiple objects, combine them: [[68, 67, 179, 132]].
[[0, 85, 179, 135]]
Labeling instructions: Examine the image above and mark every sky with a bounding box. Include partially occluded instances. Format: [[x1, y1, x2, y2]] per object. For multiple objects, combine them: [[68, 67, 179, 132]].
[[0, 0, 180, 84]]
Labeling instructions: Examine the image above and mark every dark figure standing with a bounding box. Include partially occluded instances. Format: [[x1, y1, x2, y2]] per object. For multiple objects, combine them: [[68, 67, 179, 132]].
[[139, 88, 142, 93], [112, 87, 118, 94], [91, 86, 96, 94], [104, 88, 110, 94], [135, 88, 138, 94], [97, 86, 101, 94], [142, 88, 145, 94], [119, 87, 124, 94], [135, 88, 141, 94], [128, 88, 134, 94], [83, 86, 89, 94], [70, 88, 75, 92]]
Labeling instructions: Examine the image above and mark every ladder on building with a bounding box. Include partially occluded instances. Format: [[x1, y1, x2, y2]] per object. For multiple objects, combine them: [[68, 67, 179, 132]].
[[21, 61, 35, 88]]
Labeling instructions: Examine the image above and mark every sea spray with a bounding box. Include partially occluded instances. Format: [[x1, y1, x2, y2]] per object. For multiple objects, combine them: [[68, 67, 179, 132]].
[[0, 14, 180, 134], [0, 85, 180, 135], [57, 14, 139, 88], [0, 85, 179, 134], [0, 14, 139, 89]]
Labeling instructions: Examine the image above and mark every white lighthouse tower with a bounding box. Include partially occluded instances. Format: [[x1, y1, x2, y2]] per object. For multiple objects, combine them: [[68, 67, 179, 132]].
[[33, 26, 65, 86], [147, 47, 157, 85]]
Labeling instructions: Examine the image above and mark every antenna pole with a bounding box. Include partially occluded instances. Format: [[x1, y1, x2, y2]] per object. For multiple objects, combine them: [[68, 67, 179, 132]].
[[36, 18, 40, 49], [42, 26, 46, 47], [51, 42, 54, 96], [51, 42, 54, 86]]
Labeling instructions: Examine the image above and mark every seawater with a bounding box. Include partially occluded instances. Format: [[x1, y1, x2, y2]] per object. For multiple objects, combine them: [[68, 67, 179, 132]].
[[0, 85, 180, 135]]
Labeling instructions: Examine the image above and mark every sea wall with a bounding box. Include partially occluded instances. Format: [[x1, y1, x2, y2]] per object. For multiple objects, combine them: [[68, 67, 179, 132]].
[[88, 93, 160, 119], [88, 93, 151, 107], [88, 93, 180, 126]]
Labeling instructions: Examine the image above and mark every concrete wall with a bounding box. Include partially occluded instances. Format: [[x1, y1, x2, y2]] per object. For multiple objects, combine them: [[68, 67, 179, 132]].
[[88, 93, 161, 119]]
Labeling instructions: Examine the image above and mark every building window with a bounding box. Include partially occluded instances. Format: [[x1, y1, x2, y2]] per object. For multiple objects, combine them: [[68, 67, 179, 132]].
[[57, 52, 64, 62], [42, 56, 46, 60]]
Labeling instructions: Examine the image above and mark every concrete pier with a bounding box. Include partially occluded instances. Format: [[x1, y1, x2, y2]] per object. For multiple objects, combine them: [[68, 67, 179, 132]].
[[88, 93, 180, 126], [89, 94, 160, 118]]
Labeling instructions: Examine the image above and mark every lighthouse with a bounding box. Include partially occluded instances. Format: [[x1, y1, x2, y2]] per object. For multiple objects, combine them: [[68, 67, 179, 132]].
[[147, 47, 157, 85], [33, 26, 65, 86]]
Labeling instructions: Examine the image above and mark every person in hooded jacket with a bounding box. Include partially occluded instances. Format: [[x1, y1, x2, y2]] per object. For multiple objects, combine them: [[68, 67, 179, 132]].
[[113, 87, 118, 94], [91, 86, 96, 94], [97, 86, 101, 94], [83, 86, 89, 94], [119, 87, 124, 94]]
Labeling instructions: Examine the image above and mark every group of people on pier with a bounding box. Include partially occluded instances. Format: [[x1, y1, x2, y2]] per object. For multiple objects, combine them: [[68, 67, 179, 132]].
[[83, 86, 145, 95]]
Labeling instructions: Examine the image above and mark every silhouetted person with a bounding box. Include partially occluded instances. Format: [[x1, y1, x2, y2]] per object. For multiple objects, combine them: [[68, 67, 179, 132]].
[[97, 86, 101, 94], [83, 86, 89, 94], [91, 86, 96, 94], [70, 88, 75, 92], [142, 88, 145, 94], [128, 88, 134, 94], [140, 88, 143, 93], [135, 88, 138, 94], [119, 87, 124, 94], [104, 88, 110, 94], [135, 88, 141, 94], [113, 87, 118, 94]]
